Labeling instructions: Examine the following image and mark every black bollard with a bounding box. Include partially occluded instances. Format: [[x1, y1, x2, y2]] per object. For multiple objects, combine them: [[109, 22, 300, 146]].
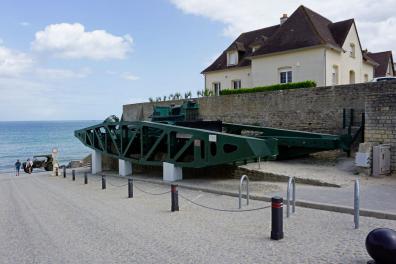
[[63, 167, 66, 178], [171, 184, 179, 212], [366, 228, 396, 264], [128, 178, 133, 198], [72, 170, 75, 181], [271, 196, 284, 240], [84, 172, 88, 184], [102, 175, 106, 190], [55, 167, 59, 176]]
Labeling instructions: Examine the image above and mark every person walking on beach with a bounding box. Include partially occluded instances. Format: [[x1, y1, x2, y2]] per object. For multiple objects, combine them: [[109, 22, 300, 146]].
[[15, 160, 21, 176], [27, 158, 33, 174]]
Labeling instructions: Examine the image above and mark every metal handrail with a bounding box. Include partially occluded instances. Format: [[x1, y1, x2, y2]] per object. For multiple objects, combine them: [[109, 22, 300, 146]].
[[287, 176, 296, 217], [239, 175, 250, 209], [354, 177, 360, 229]]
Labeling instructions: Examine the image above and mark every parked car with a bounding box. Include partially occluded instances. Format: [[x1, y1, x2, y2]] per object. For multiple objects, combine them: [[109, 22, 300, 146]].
[[371, 77, 396, 82]]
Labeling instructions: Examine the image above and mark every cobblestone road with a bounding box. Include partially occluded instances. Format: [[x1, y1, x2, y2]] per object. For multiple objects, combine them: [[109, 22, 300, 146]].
[[0, 170, 395, 263]]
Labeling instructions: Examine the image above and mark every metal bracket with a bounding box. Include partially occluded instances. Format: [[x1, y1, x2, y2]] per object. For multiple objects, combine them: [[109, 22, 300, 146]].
[[239, 175, 249, 209], [287, 176, 296, 217], [354, 177, 360, 229]]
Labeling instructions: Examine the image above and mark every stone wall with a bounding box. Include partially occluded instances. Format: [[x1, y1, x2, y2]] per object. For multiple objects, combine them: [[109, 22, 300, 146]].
[[365, 92, 396, 173], [123, 81, 396, 134]]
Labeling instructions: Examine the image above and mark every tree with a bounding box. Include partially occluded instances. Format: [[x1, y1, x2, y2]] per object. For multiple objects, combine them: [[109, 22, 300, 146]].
[[184, 91, 192, 99]]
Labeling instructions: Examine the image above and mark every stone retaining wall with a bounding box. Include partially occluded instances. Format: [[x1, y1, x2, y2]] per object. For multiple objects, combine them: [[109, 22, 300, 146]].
[[123, 81, 396, 134], [365, 92, 396, 173], [123, 81, 396, 173]]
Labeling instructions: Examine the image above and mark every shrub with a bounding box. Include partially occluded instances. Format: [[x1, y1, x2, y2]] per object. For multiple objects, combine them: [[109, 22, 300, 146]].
[[219, 80, 316, 96]]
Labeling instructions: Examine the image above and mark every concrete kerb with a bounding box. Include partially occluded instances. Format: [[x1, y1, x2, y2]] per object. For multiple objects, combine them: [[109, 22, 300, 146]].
[[236, 167, 342, 188], [70, 169, 396, 221]]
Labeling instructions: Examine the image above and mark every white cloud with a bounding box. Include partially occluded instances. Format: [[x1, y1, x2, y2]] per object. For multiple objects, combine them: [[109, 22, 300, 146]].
[[36, 67, 91, 79], [121, 72, 140, 81], [20, 22, 30, 27], [170, 0, 396, 53], [0, 46, 33, 77], [32, 23, 133, 60]]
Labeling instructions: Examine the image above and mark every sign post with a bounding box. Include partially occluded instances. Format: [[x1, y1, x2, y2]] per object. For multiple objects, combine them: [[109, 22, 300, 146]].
[[52, 147, 59, 176]]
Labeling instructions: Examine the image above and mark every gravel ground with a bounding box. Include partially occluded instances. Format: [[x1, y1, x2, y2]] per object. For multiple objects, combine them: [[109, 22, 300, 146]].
[[241, 156, 396, 187], [1, 170, 395, 264]]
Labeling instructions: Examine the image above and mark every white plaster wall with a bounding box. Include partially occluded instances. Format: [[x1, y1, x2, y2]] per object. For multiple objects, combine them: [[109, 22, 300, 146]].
[[386, 59, 395, 76], [251, 47, 326, 87], [325, 23, 374, 85], [204, 67, 252, 92]]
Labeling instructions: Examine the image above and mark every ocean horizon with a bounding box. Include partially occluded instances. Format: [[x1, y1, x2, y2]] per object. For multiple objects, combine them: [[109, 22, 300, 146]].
[[0, 120, 99, 172]]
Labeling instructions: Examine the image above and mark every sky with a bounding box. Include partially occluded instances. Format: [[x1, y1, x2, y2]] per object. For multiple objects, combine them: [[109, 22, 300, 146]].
[[0, 0, 395, 121]]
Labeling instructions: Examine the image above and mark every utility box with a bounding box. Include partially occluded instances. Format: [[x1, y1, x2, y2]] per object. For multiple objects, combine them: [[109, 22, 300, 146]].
[[372, 144, 391, 177], [355, 152, 371, 168], [355, 143, 376, 169]]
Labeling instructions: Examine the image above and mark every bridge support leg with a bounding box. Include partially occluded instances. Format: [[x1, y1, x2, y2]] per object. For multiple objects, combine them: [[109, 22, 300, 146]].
[[163, 162, 182, 182], [119, 159, 132, 177], [92, 150, 102, 174]]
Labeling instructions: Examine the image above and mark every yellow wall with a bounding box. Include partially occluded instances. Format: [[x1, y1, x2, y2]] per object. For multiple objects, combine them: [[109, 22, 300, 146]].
[[251, 47, 326, 87], [203, 23, 374, 90], [326, 23, 374, 85], [204, 67, 252, 91]]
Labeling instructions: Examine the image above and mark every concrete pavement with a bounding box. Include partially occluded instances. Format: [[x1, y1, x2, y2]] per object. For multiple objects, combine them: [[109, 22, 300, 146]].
[[1, 170, 396, 263]]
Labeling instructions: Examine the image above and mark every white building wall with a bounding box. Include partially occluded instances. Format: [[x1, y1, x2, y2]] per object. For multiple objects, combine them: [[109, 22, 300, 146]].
[[251, 48, 326, 87], [204, 24, 375, 89], [386, 59, 395, 76], [204, 67, 252, 92], [325, 23, 374, 85]]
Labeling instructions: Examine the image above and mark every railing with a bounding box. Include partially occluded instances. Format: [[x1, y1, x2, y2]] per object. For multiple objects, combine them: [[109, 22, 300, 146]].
[[287, 177, 296, 218], [239, 175, 249, 209], [354, 177, 360, 229]]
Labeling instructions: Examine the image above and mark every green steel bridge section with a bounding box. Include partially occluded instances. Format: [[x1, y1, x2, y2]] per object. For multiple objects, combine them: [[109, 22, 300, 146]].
[[222, 123, 352, 159], [75, 100, 356, 168], [74, 121, 279, 168]]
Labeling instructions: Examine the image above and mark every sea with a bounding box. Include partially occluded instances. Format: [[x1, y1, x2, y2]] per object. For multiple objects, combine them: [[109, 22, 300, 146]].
[[0, 121, 99, 172]]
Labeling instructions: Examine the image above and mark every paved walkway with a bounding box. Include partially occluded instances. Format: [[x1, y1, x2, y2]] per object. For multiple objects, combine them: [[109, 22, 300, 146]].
[[1, 170, 395, 263], [242, 156, 395, 187]]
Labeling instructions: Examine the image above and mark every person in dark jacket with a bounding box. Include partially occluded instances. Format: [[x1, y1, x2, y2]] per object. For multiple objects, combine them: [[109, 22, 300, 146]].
[[15, 160, 21, 176]]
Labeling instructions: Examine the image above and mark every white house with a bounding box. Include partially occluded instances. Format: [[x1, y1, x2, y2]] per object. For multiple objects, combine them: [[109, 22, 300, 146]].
[[367, 51, 395, 77], [202, 5, 393, 94]]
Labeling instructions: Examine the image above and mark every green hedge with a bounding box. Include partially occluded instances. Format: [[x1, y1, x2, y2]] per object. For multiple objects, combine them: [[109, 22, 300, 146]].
[[219, 80, 316, 95]]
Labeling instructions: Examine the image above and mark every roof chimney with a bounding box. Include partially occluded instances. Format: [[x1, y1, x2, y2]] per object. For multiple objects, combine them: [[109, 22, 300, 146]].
[[280, 14, 288, 25]]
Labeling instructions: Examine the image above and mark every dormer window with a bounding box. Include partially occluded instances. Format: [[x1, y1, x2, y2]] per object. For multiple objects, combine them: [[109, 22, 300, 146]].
[[350, 43, 355, 58], [227, 51, 238, 66], [251, 45, 260, 53]]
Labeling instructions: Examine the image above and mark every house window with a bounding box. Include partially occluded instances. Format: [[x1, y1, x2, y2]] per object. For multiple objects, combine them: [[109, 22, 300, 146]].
[[350, 43, 355, 58], [227, 51, 238, 66], [232, 80, 241, 89], [349, 70, 355, 84], [280, 69, 292, 83], [332, 65, 339, 85], [251, 46, 260, 53], [213, 82, 221, 96], [364, 74, 369, 82]]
